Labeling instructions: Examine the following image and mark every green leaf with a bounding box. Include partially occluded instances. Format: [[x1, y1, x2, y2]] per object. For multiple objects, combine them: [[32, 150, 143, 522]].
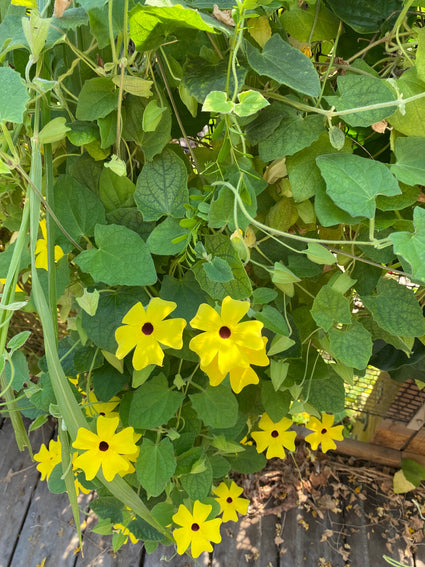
[[76, 78, 118, 121], [270, 359, 289, 391], [390, 207, 425, 282], [325, 0, 402, 33], [129, 4, 215, 52], [227, 445, 266, 474], [136, 438, 176, 497], [192, 233, 252, 300], [53, 174, 106, 244], [74, 224, 157, 286], [160, 273, 208, 321], [0, 67, 29, 123], [255, 305, 290, 336], [97, 112, 116, 149], [362, 278, 425, 337], [5, 350, 29, 390], [280, 3, 338, 42], [99, 168, 135, 212], [129, 374, 184, 429], [306, 374, 345, 413], [401, 458, 425, 487], [112, 75, 153, 98], [267, 335, 295, 356], [202, 257, 234, 283], [393, 469, 416, 494], [202, 91, 234, 114], [81, 288, 148, 353], [147, 217, 190, 255], [287, 132, 352, 203], [325, 74, 397, 127], [390, 137, 425, 186], [234, 90, 269, 117], [328, 321, 373, 370], [209, 454, 231, 479], [90, 497, 123, 523], [316, 153, 401, 218], [92, 364, 129, 402], [311, 286, 352, 332], [189, 384, 238, 429], [180, 459, 213, 501], [246, 34, 321, 97], [258, 113, 324, 162], [142, 100, 166, 132], [47, 464, 67, 494], [261, 381, 291, 422], [67, 120, 99, 146], [38, 117, 71, 144], [252, 287, 278, 305], [52, 7, 89, 30], [376, 183, 420, 212], [388, 67, 425, 137], [183, 58, 247, 103], [7, 330, 31, 353], [135, 148, 189, 221], [306, 242, 337, 265], [127, 517, 163, 542]]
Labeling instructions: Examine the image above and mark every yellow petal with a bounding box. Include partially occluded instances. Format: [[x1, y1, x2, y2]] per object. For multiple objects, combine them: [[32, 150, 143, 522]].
[[72, 427, 99, 451], [115, 325, 140, 359], [189, 332, 219, 367], [73, 450, 100, 480], [154, 318, 186, 348], [220, 296, 250, 325], [190, 303, 221, 331], [96, 415, 120, 442], [54, 245, 64, 262], [145, 297, 177, 324], [173, 503, 194, 527], [121, 302, 146, 326], [173, 526, 192, 556], [101, 452, 129, 481], [132, 339, 164, 370], [229, 366, 259, 393]]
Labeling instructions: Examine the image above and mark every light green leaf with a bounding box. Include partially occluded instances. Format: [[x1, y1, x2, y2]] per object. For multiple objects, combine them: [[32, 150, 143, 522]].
[[255, 305, 290, 336], [76, 78, 118, 121], [38, 117, 70, 144], [311, 286, 352, 332], [52, 175, 106, 245], [417, 27, 425, 83], [142, 100, 166, 132], [306, 242, 337, 265], [329, 320, 373, 369], [390, 207, 425, 282], [393, 469, 416, 494], [234, 90, 269, 117], [316, 153, 401, 218], [76, 288, 99, 316], [267, 335, 295, 357], [390, 137, 425, 186], [280, 3, 338, 42], [388, 67, 425, 137], [189, 384, 238, 429], [192, 233, 252, 300], [325, 74, 397, 127], [270, 359, 289, 390], [401, 458, 425, 487], [129, 374, 184, 429], [129, 4, 215, 52], [136, 438, 176, 497], [0, 67, 29, 123], [147, 217, 190, 256], [135, 148, 189, 221], [104, 155, 127, 177], [259, 113, 324, 162], [246, 34, 320, 97], [202, 91, 234, 114], [74, 224, 157, 286], [328, 125, 345, 150], [363, 278, 425, 337], [112, 75, 153, 98], [7, 331, 31, 353]]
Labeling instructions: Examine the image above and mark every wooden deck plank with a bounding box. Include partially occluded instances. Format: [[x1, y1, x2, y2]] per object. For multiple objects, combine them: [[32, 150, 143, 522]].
[[212, 514, 278, 567], [0, 419, 54, 567], [75, 531, 143, 567], [143, 544, 209, 566]]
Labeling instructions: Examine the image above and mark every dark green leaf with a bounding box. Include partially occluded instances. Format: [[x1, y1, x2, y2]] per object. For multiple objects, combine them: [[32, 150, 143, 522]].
[[0, 67, 29, 123], [99, 168, 135, 212], [390, 137, 425, 186], [311, 286, 352, 332], [329, 321, 373, 370], [147, 217, 190, 255], [190, 384, 238, 429], [261, 382, 291, 422], [390, 207, 425, 282], [326, 0, 402, 33], [76, 78, 118, 121], [180, 459, 213, 501], [227, 445, 266, 474], [136, 438, 176, 497]]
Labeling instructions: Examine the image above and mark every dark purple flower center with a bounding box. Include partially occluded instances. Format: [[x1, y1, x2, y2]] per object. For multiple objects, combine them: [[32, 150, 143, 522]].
[[142, 322, 154, 335], [191, 523, 200, 532], [99, 441, 109, 451], [219, 326, 231, 339], [321, 428, 327, 434], [226, 497, 233, 503], [271, 430, 279, 438]]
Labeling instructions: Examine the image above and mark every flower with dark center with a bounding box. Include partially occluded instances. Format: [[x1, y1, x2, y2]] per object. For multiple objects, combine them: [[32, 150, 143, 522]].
[[305, 413, 344, 453], [213, 481, 249, 523], [172, 501, 222, 558], [251, 413, 296, 459]]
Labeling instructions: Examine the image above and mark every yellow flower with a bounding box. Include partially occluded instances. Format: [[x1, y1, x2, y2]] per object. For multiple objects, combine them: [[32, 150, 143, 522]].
[[115, 298, 186, 371], [84, 391, 120, 419], [251, 413, 296, 459], [0, 278, 21, 293], [189, 296, 265, 374], [213, 481, 249, 523], [34, 437, 62, 481], [304, 413, 344, 453], [172, 500, 222, 558], [119, 431, 142, 476], [35, 219, 64, 270], [201, 337, 269, 393], [113, 523, 138, 544], [72, 416, 138, 482]]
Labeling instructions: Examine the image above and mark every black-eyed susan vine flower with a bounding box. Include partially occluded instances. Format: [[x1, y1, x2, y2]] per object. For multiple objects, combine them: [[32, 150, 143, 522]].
[[189, 296, 265, 375], [213, 481, 249, 522], [304, 413, 344, 453], [84, 391, 120, 419], [201, 337, 269, 393], [72, 415, 138, 482], [172, 500, 222, 558], [35, 219, 64, 271], [115, 297, 186, 370], [34, 437, 62, 481], [113, 523, 138, 544], [251, 413, 296, 459]]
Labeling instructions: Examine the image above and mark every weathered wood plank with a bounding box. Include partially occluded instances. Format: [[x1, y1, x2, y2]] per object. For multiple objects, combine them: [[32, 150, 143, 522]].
[[279, 504, 346, 566], [344, 492, 414, 567], [8, 477, 82, 567], [75, 532, 143, 567], [0, 419, 54, 567], [143, 544, 209, 567], [212, 514, 278, 567]]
